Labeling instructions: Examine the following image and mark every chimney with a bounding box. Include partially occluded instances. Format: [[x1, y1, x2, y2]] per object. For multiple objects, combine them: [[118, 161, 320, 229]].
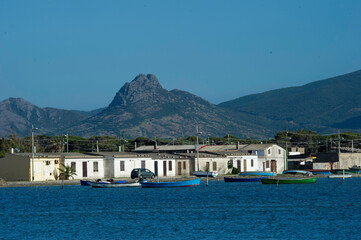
[[134, 142, 137, 149], [11, 148, 14, 154], [154, 141, 157, 150], [236, 141, 239, 150]]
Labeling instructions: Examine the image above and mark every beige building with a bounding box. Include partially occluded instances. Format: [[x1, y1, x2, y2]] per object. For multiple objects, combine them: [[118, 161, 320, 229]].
[[0, 153, 61, 181]]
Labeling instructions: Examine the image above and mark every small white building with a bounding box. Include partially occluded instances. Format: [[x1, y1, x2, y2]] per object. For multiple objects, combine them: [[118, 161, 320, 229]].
[[241, 144, 286, 173], [223, 153, 258, 173], [62, 153, 104, 180], [92, 152, 176, 178]]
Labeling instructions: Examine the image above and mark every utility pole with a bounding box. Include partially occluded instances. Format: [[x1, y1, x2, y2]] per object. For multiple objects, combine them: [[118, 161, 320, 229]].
[[96, 140, 99, 153], [338, 129, 341, 169], [31, 125, 38, 181], [65, 134, 69, 153]]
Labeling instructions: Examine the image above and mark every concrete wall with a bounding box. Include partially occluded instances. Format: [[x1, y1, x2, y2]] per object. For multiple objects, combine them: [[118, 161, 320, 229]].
[[227, 155, 258, 173], [63, 157, 104, 180], [340, 153, 361, 169], [0, 154, 29, 181]]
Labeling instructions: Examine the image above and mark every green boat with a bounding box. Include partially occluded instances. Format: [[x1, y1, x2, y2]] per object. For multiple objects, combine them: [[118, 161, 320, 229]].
[[261, 177, 317, 184]]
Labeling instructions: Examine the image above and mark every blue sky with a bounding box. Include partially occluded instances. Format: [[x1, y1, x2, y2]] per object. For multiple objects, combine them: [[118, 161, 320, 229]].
[[1, 0, 361, 111]]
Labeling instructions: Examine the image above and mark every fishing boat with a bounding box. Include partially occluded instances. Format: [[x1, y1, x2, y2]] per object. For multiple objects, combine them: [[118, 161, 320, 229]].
[[282, 170, 313, 176], [224, 177, 268, 182], [80, 179, 126, 186], [348, 165, 361, 174], [88, 181, 141, 188], [238, 171, 277, 176], [328, 174, 352, 178], [308, 169, 331, 175], [141, 178, 201, 188], [192, 171, 218, 178], [261, 177, 318, 184]]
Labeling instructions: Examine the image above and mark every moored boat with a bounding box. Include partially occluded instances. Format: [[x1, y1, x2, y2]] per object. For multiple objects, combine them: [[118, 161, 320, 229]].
[[239, 171, 277, 176], [80, 179, 126, 186], [141, 178, 201, 188], [88, 181, 140, 188], [328, 174, 352, 178], [224, 177, 268, 182], [308, 170, 331, 175], [261, 177, 318, 184], [192, 171, 218, 178], [282, 170, 313, 176]]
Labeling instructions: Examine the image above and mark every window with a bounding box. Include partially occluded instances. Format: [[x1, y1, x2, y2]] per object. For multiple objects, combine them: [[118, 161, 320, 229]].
[[213, 162, 217, 171], [228, 160, 233, 168], [268, 149, 271, 155], [93, 162, 98, 172], [206, 162, 210, 171], [141, 160, 145, 169], [120, 161, 125, 171], [71, 162, 76, 172], [251, 159, 254, 167], [45, 161, 50, 165], [55, 160, 59, 164], [266, 161, 270, 168], [278, 149, 281, 155], [169, 161, 172, 171], [183, 161, 186, 169]]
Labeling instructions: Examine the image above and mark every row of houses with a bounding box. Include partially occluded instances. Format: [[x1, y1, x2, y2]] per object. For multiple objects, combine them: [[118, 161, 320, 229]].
[[0, 143, 287, 181]]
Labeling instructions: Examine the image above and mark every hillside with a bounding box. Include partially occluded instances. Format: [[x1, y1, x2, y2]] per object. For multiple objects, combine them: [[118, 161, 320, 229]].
[[62, 74, 280, 138], [219, 70, 361, 133], [0, 98, 92, 137]]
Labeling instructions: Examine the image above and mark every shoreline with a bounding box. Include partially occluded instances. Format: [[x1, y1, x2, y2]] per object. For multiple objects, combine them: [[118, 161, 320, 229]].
[[1, 174, 359, 188]]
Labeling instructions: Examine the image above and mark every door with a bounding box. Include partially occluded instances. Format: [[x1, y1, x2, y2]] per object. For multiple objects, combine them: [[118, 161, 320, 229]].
[[271, 160, 277, 173], [178, 162, 182, 176], [154, 161, 158, 177], [82, 162, 87, 178], [237, 160, 241, 172], [263, 162, 265, 171], [163, 161, 167, 176], [243, 159, 247, 172]]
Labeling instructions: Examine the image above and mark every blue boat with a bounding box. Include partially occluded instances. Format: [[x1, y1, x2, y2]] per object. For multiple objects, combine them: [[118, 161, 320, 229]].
[[308, 170, 331, 175], [224, 177, 268, 182], [282, 170, 313, 175], [238, 171, 277, 176], [141, 178, 201, 188]]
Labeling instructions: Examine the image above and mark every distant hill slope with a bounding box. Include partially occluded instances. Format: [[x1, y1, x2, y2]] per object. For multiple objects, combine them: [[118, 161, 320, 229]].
[[218, 70, 361, 133], [62, 74, 280, 138], [0, 98, 93, 137]]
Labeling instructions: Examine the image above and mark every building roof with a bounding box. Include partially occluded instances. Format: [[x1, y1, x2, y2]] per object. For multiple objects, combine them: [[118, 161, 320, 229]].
[[241, 144, 279, 151], [134, 145, 196, 152]]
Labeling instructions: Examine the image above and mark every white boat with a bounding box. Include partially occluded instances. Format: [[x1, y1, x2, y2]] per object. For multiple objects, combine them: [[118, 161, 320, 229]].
[[192, 171, 218, 178], [328, 174, 352, 178], [88, 181, 141, 188]]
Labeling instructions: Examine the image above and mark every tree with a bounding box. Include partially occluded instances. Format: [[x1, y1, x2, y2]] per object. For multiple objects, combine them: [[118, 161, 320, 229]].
[[58, 164, 77, 180]]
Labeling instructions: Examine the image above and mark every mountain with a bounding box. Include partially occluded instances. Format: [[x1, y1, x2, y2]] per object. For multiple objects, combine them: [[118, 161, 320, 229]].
[[62, 74, 279, 138], [0, 98, 94, 137], [219, 70, 361, 133]]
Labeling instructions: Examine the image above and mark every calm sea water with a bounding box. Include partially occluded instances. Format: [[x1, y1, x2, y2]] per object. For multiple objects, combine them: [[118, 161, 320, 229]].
[[0, 178, 360, 240]]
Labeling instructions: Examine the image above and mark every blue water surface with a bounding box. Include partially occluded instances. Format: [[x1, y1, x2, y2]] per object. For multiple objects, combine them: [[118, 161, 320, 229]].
[[0, 178, 360, 240]]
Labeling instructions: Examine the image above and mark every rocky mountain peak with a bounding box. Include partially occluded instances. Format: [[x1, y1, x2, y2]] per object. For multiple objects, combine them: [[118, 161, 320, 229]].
[[108, 73, 168, 108]]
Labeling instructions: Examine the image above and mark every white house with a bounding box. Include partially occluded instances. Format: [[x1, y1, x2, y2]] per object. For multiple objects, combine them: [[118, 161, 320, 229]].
[[62, 153, 104, 180], [240, 144, 286, 173], [224, 153, 259, 173], [92, 152, 176, 178]]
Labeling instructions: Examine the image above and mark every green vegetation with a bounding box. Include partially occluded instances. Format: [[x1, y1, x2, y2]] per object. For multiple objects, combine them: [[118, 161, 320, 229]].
[[1, 130, 361, 157], [58, 164, 77, 180]]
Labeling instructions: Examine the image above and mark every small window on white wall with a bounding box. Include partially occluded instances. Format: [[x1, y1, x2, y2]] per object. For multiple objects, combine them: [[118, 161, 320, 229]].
[[120, 161, 125, 171], [268, 149, 271, 155], [93, 162, 98, 172], [251, 159, 254, 167]]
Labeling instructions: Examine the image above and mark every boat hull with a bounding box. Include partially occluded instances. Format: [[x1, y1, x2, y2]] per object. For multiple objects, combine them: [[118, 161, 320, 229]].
[[81, 180, 126, 186], [261, 177, 318, 184], [328, 174, 352, 178], [141, 178, 201, 188], [239, 171, 277, 176], [192, 171, 218, 178], [88, 182, 140, 188], [224, 177, 267, 182]]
